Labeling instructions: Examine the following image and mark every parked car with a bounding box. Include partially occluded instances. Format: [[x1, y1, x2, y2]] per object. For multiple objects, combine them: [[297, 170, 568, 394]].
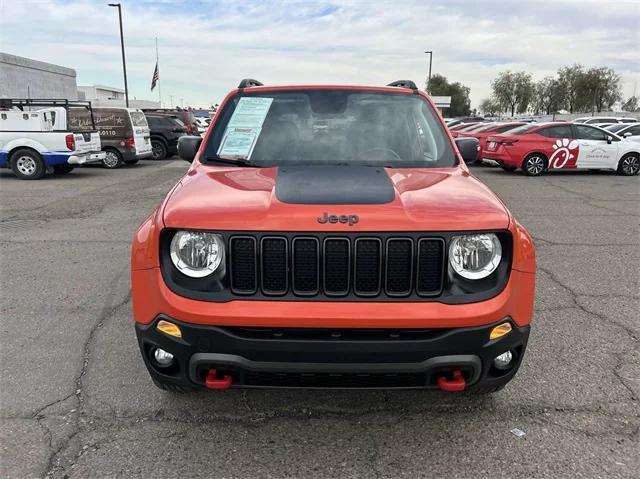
[[194, 117, 210, 134], [68, 107, 152, 168], [484, 122, 640, 176], [131, 78, 536, 394], [146, 114, 188, 160], [573, 116, 636, 124], [142, 109, 199, 136], [450, 122, 490, 138], [605, 123, 640, 142], [459, 122, 526, 164], [0, 99, 105, 179]]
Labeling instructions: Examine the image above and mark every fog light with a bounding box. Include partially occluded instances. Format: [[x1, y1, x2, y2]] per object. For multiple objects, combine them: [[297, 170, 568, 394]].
[[493, 351, 513, 370], [153, 348, 174, 366]]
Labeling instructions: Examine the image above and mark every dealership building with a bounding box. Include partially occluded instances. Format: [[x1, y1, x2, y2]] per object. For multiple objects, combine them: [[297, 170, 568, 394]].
[[0, 52, 78, 100]]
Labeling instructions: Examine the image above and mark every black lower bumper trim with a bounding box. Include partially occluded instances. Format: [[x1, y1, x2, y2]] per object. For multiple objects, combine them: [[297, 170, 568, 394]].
[[135, 316, 530, 390]]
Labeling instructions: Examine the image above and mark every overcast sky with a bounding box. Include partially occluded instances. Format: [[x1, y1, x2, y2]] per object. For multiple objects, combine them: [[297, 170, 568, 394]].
[[1, 0, 638, 108]]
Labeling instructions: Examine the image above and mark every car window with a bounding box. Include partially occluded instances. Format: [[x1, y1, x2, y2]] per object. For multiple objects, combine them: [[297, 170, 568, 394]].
[[494, 124, 521, 133], [204, 90, 456, 168], [626, 125, 640, 135], [619, 119, 636, 123], [130, 111, 148, 127], [606, 124, 627, 133], [507, 124, 540, 135], [538, 125, 573, 138], [574, 125, 608, 141]]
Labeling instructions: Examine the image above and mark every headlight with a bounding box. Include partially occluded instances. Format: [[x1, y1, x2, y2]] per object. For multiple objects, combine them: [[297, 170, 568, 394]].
[[170, 230, 224, 278], [449, 233, 502, 280]]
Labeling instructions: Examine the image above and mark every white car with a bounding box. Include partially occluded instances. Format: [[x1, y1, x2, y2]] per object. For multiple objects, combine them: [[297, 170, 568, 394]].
[[605, 123, 640, 142], [573, 116, 636, 124], [194, 117, 210, 134], [0, 99, 105, 179]]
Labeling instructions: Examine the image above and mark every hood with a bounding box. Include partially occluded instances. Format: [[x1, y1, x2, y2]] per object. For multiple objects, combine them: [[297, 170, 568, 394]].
[[163, 164, 510, 231]]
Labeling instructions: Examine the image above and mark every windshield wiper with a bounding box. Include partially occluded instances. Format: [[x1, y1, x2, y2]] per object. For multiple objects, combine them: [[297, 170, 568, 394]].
[[204, 156, 254, 167]]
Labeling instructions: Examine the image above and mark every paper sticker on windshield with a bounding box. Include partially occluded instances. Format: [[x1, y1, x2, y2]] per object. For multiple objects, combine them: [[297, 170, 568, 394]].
[[218, 97, 273, 159], [218, 128, 260, 159]]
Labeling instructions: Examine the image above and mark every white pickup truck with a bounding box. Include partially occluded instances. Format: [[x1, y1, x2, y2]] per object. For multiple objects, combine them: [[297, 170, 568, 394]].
[[0, 99, 105, 180]]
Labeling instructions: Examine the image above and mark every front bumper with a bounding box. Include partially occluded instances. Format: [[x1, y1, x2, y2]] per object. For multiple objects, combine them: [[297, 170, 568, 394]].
[[68, 151, 105, 165], [136, 316, 530, 390]]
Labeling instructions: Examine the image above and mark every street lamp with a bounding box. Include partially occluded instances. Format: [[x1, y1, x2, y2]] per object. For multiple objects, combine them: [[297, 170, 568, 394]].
[[424, 50, 433, 93], [108, 3, 129, 107]]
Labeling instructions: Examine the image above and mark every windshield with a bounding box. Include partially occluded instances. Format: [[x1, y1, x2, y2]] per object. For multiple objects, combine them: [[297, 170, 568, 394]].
[[130, 111, 148, 127], [203, 90, 456, 168], [605, 124, 627, 133]]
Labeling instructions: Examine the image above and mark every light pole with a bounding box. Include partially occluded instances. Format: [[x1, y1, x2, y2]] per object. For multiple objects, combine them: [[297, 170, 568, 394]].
[[424, 50, 433, 93], [108, 3, 129, 107]]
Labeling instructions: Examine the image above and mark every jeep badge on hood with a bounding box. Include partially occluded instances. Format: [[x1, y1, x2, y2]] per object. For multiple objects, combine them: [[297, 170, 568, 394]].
[[317, 212, 359, 226]]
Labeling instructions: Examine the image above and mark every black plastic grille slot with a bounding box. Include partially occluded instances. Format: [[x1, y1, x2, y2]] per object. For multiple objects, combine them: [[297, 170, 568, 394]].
[[229, 237, 257, 294], [323, 238, 350, 296], [416, 238, 445, 295], [354, 238, 382, 296], [292, 238, 319, 295], [261, 237, 288, 295], [385, 239, 413, 296]]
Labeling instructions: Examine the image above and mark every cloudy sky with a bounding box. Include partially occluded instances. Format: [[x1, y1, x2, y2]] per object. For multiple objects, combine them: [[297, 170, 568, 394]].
[[1, 0, 638, 108]]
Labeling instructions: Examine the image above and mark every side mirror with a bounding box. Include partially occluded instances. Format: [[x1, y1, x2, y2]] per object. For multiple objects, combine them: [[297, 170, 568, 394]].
[[178, 135, 203, 162], [455, 137, 480, 164], [623, 132, 632, 138], [606, 135, 613, 144]]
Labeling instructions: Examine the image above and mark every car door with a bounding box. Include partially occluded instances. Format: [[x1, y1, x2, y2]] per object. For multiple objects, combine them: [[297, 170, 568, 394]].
[[572, 124, 619, 169], [536, 125, 577, 169]]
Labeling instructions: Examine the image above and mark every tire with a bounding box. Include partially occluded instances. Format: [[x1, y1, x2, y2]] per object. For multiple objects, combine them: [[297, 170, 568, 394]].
[[9, 148, 46, 180], [124, 159, 139, 165], [151, 139, 167, 160], [102, 149, 123, 169], [151, 377, 196, 393], [617, 153, 640, 176], [500, 165, 517, 172], [53, 164, 75, 174], [522, 153, 547, 176]]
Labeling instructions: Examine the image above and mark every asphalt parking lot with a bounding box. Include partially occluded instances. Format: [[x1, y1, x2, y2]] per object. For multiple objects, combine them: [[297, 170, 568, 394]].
[[0, 160, 638, 478]]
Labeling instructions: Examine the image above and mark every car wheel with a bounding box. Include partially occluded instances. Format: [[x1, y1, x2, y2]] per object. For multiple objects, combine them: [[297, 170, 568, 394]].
[[151, 140, 167, 160], [10, 149, 46, 180], [500, 165, 517, 172], [617, 153, 640, 176], [103, 149, 123, 169], [53, 164, 75, 174], [522, 154, 547, 176]]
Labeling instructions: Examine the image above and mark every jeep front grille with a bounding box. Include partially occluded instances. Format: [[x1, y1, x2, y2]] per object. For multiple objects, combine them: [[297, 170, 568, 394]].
[[229, 234, 444, 299]]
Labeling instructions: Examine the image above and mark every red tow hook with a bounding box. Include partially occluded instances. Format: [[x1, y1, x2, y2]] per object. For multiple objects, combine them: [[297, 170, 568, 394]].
[[205, 369, 233, 390], [437, 370, 466, 392]]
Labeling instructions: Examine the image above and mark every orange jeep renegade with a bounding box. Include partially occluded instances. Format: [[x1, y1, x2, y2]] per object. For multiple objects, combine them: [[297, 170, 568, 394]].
[[131, 79, 536, 393]]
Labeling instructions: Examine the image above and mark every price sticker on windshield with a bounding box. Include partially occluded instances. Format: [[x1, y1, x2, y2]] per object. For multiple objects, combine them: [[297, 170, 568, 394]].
[[218, 97, 273, 159]]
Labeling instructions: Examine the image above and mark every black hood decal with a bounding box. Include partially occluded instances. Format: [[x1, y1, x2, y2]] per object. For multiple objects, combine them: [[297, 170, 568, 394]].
[[275, 165, 395, 204]]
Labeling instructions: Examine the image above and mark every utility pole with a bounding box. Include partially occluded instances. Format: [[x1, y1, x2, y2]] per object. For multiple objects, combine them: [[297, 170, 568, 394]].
[[108, 3, 129, 107], [424, 51, 433, 93]]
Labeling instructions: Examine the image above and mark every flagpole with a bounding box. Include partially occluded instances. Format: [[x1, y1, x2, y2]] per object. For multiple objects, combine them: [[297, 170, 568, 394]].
[[155, 36, 162, 107]]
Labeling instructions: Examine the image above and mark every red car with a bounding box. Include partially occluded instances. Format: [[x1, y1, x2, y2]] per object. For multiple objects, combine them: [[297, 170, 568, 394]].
[[459, 122, 526, 163], [450, 122, 486, 138], [484, 122, 640, 176]]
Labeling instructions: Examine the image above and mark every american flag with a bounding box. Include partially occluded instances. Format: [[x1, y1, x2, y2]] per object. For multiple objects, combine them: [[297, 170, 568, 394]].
[[151, 61, 159, 91]]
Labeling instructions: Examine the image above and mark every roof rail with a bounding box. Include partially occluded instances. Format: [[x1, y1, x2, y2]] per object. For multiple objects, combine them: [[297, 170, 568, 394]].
[[238, 78, 264, 88], [0, 98, 94, 111], [387, 80, 418, 90]]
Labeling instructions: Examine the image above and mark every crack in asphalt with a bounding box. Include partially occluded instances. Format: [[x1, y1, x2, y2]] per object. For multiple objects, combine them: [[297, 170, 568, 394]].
[[538, 267, 639, 403], [41, 269, 131, 479], [539, 177, 640, 217]]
